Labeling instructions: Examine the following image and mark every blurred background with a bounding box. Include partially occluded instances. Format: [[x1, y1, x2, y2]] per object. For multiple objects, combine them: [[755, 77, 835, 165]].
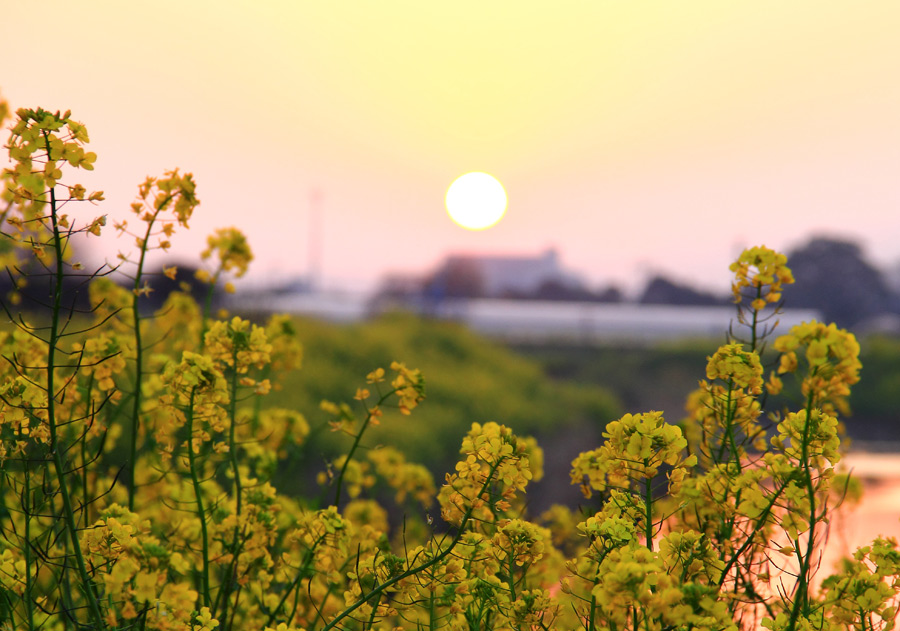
[[3, 1, 898, 559]]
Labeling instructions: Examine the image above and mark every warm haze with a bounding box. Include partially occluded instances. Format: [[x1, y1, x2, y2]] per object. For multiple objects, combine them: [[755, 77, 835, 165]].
[[2, 2, 900, 294]]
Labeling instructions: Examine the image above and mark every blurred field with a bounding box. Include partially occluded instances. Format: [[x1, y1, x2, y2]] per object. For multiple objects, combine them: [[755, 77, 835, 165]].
[[514, 336, 900, 446], [261, 312, 623, 509]]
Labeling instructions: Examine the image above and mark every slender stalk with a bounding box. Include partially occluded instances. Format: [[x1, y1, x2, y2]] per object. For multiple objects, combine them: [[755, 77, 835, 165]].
[[215, 354, 243, 625], [263, 539, 321, 628], [428, 591, 436, 631], [717, 475, 792, 589], [506, 552, 517, 602], [322, 458, 507, 631], [787, 394, 818, 631], [332, 388, 395, 507], [80, 381, 93, 527], [227, 358, 242, 515], [43, 154, 107, 630], [186, 389, 212, 609], [23, 461, 34, 631], [750, 295, 760, 352], [643, 474, 653, 552], [364, 590, 382, 629], [126, 215, 153, 511]]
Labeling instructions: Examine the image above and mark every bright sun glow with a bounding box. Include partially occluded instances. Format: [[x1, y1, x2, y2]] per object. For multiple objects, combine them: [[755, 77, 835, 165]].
[[445, 172, 508, 231]]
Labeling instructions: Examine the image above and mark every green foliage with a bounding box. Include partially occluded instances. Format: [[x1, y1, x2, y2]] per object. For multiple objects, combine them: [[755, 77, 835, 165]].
[[1, 94, 898, 631], [266, 312, 621, 474], [522, 336, 900, 445], [848, 336, 900, 437]]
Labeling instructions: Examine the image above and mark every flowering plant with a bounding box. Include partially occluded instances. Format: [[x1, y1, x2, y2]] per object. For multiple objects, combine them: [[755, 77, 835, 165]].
[[1, 94, 897, 631]]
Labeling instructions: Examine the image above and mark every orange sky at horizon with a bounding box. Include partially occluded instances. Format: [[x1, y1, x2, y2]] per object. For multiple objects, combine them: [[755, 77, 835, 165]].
[[3, 1, 900, 294]]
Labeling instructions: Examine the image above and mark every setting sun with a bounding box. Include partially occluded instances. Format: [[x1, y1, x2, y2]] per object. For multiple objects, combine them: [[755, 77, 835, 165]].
[[445, 172, 508, 231]]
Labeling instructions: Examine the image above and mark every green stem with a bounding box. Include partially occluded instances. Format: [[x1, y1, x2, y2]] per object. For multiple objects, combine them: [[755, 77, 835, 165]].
[[43, 154, 107, 630], [80, 379, 93, 527], [364, 589, 382, 629], [127, 221, 153, 509], [332, 389, 395, 507], [126, 192, 175, 511], [186, 389, 212, 609], [644, 473, 653, 552], [23, 461, 34, 631], [717, 475, 792, 589], [322, 457, 506, 631], [715, 385, 738, 466], [507, 552, 517, 603], [215, 359, 244, 626], [263, 541, 319, 628], [750, 290, 760, 352], [429, 590, 436, 631], [786, 394, 818, 631], [228, 362, 242, 515]]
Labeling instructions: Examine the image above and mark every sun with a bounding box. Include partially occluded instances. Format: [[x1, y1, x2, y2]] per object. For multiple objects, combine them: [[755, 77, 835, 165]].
[[445, 172, 508, 231]]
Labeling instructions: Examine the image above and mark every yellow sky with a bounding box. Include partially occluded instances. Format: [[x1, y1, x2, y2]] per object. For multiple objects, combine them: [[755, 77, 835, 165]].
[[3, 1, 900, 292]]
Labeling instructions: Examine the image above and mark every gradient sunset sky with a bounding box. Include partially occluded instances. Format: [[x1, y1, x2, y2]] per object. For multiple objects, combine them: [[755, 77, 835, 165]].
[[3, 2, 900, 294]]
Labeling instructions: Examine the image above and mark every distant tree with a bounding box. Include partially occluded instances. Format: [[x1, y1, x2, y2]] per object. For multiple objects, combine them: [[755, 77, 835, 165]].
[[638, 276, 728, 306], [786, 237, 891, 328]]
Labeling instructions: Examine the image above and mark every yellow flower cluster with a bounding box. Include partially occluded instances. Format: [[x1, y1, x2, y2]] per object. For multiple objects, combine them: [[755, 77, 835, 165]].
[[686, 344, 767, 460], [368, 446, 437, 507], [204, 316, 273, 375], [706, 343, 764, 394], [5, 107, 98, 196], [389, 360, 425, 415], [491, 518, 550, 567], [116, 170, 199, 259], [157, 290, 205, 354], [576, 490, 643, 558], [265, 314, 304, 375], [319, 456, 375, 499], [80, 504, 195, 628], [157, 351, 229, 458], [1, 107, 105, 303], [730, 245, 794, 310], [71, 333, 126, 399], [440, 422, 535, 527], [201, 226, 254, 279], [571, 411, 696, 498], [772, 408, 841, 468], [816, 536, 900, 630], [773, 320, 861, 415], [238, 408, 309, 465]]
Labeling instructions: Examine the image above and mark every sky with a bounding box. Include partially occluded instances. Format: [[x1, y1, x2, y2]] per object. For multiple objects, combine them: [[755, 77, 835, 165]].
[[3, 1, 900, 295]]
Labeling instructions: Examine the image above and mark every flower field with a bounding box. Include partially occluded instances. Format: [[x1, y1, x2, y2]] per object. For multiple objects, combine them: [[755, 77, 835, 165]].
[[1, 97, 898, 630]]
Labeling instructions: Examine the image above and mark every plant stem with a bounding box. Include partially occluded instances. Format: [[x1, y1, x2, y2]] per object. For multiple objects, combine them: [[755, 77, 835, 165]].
[[43, 158, 107, 630], [786, 394, 818, 631], [322, 458, 506, 631], [23, 461, 34, 631], [215, 358, 244, 626], [644, 474, 653, 552], [126, 212, 155, 510], [332, 389, 394, 507], [186, 389, 212, 609]]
